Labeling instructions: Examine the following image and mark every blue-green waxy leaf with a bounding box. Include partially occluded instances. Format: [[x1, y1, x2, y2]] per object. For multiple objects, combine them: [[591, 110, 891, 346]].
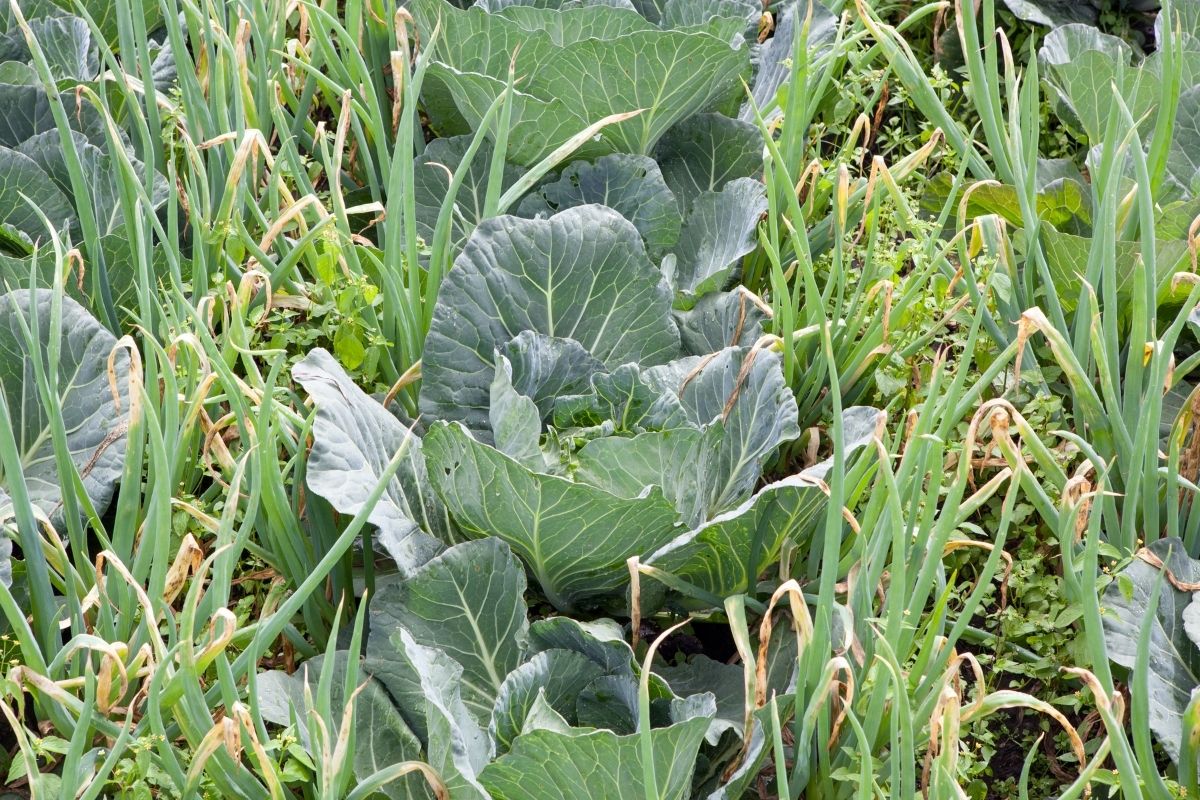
[[999, 0, 1099, 27], [490, 354, 544, 469], [0, 9, 169, 264], [1040, 222, 1188, 312], [524, 30, 749, 155], [0, 77, 167, 311], [667, 689, 729, 745], [368, 630, 492, 800], [423, 421, 683, 611], [520, 689, 573, 735], [1039, 25, 1134, 145], [653, 7, 747, 49], [0, 86, 106, 149], [413, 3, 569, 103], [1165, 85, 1200, 201], [0, 15, 96, 80], [950, 173, 1092, 236], [0, 61, 34, 84], [574, 672, 639, 733], [808, 405, 885, 478], [0, 146, 73, 243], [501, 331, 605, 420], [1103, 537, 1200, 766], [742, 2, 837, 122], [673, 288, 768, 356], [553, 363, 689, 432], [527, 616, 634, 674], [474, 0, 639, 13], [0, 226, 31, 258], [673, 346, 800, 511], [414, 0, 751, 164], [565, 345, 799, 522], [628, 0, 664, 20], [1036, 23, 1200, 146], [420, 205, 680, 438], [489, 1, 652, 43], [704, 671, 802, 798], [517, 154, 681, 257], [16, 130, 169, 239], [562, 346, 800, 526], [640, 405, 878, 599], [479, 716, 711, 800], [412, 134, 522, 251], [572, 663, 683, 734], [655, 113, 762, 213], [0, 232, 176, 327], [370, 538, 530, 726], [489, 649, 605, 754], [425, 63, 609, 167], [643, 474, 830, 599], [2, 1, 161, 47], [256, 653, 431, 800], [1162, 4, 1200, 38], [292, 348, 448, 576], [0, 289, 129, 526], [657, 654, 744, 736], [572, 427, 707, 521], [707, 715, 767, 799], [667, 177, 766, 307], [659, 0, 758, 34]]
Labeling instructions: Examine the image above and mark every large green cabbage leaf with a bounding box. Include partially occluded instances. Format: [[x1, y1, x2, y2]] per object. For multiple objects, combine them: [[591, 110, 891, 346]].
[[1039, 23, 1200, 153], [666, 177, 767, 308], [256, 653, 432, 800], [423, 421, 684, 611], [420, 204, 680, 437], [0, 0, 162, 48], [259, 538, 727, 798], [372, 629, 493, 799], [0, 532, 10, 587], [478, 716, 711, 800], [672, 287, 768, 355], [0, 10, 169, 318], [293, 348, 451, 576], [412, 134, 522, 251], [644, 406, 882, 599], [742, 2, 838, 123], [1103, 537, 1200, 767], [0, 289, 130, 525], [488, 649, 605, 754], [0, 14, 95, 80], [654, 113, 762, 212], [413, 0, 750, 164], [369, 537, 530, 725], [516, 154, 681, 258]]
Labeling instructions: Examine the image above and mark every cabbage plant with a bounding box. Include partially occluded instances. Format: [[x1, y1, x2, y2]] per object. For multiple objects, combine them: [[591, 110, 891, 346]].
[[1103, 538, 1200, 770], [258, 537, 765, 800], [0, 3, 169, 323], [412, 0, 755, 164], [0, 288, 132, 586], [296, 202, 877, 612]]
